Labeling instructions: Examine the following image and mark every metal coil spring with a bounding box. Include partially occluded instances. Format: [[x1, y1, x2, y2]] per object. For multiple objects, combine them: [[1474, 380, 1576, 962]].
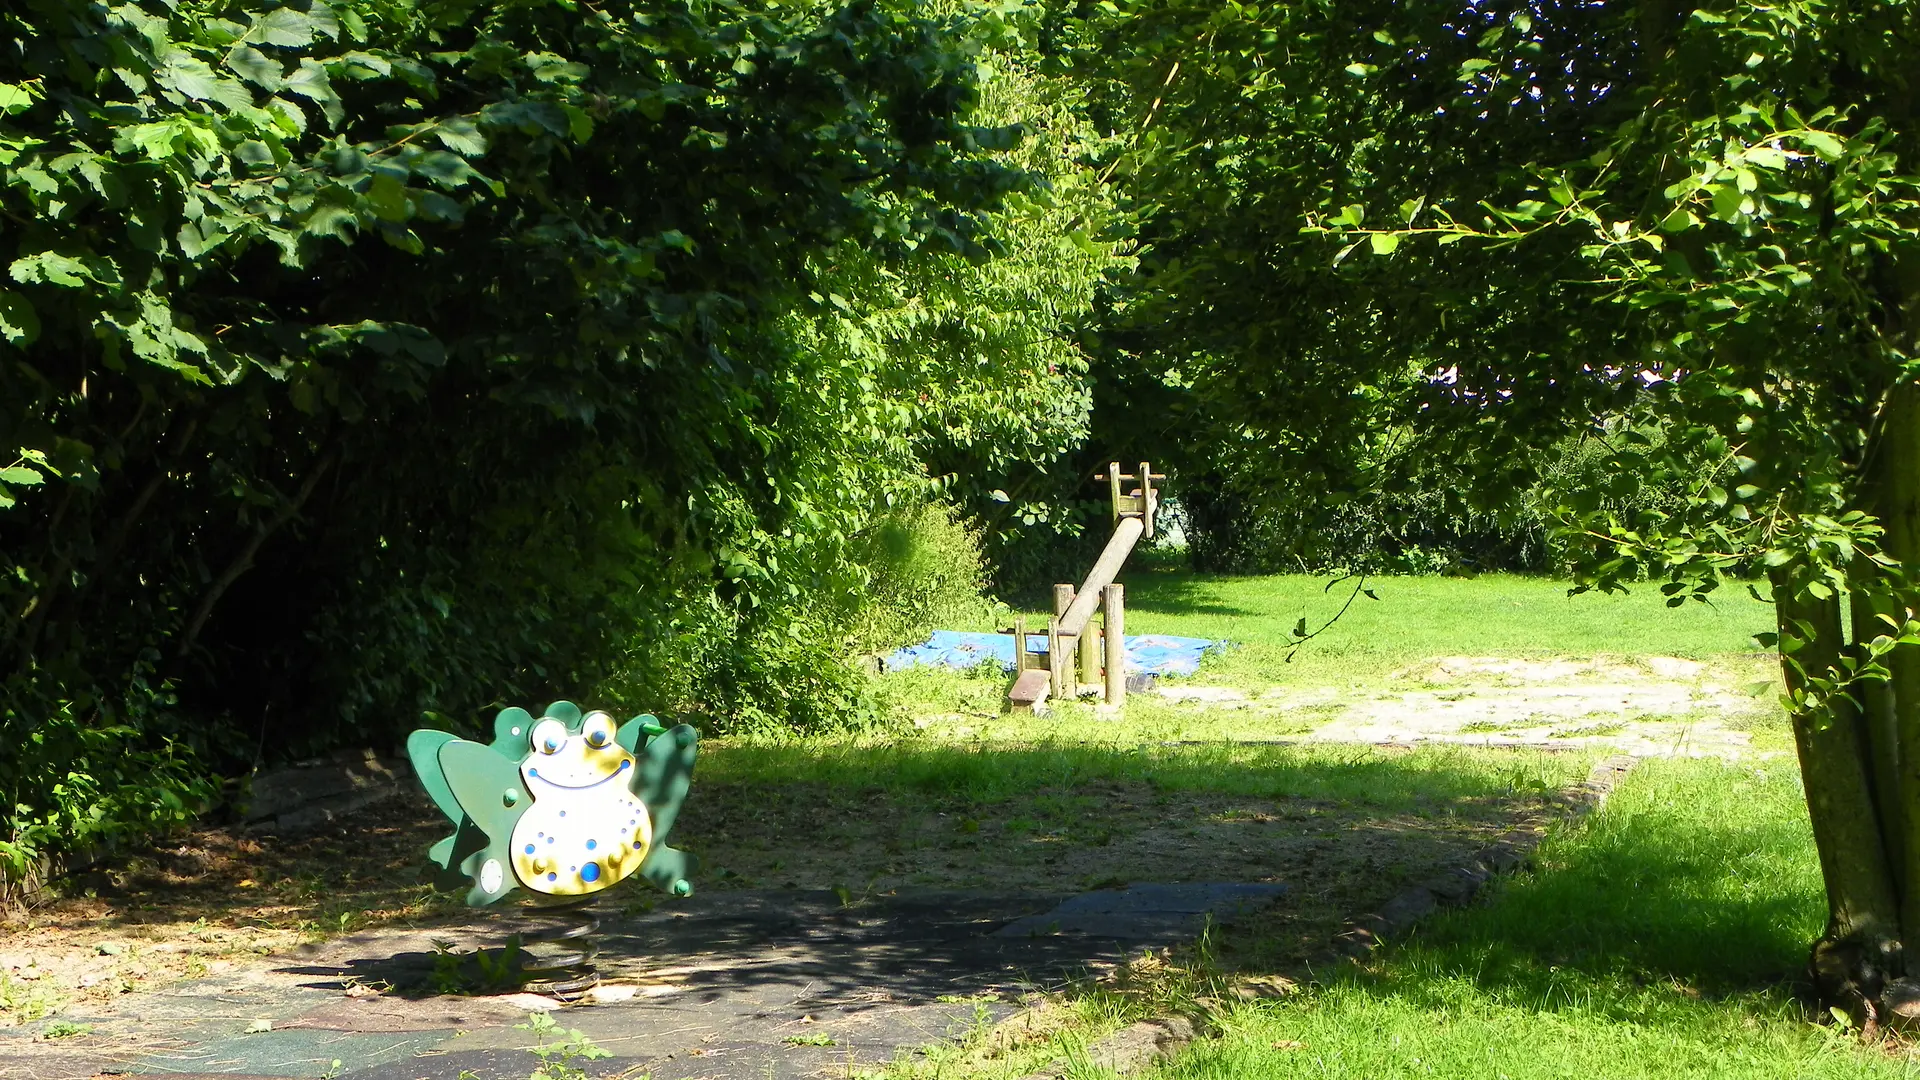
[[511, 896, 601, 1000]]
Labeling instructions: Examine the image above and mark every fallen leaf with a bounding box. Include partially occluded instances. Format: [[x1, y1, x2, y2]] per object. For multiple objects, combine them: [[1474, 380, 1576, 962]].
[[1273, 1040, 1306, 1050]]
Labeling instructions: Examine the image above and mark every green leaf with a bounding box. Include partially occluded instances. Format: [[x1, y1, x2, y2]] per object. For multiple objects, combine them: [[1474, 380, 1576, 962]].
[[410, 151, 474, 189], [248, 8, 317, 47], [284, 60, 342, 126], [0, 81, 37, 115], [158, 55, 220, 101], [0, 466, 42, 485], [434, 118, 487, 156], [265, 97, 308, 136], [235, 140, 275, 167], [1368, 232, 1400, 255], [562, 104, 594, 143], [1656, 207, 1697, 233], [226, 45, 284, 90], [368, 172, 411, 222], [0, 290, 39, 346], [1801, 131, 1844, 160], [410, 189, 466, 223], [335, 51, 390, 78], [10, 252, 90, 287]]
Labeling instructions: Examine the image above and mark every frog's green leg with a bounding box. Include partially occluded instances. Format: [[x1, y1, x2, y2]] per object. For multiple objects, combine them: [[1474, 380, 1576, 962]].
[[439, 739, 532, 842], [457, 839, 519, 906], [541, 700, 583, 728], [408, 729, 466, 874], [429, 819, 489, 888], [615, 713, 668, 757], [407, 729, 462, 828], [634, 724, 699, 845], [488, 706, 534, 758], [631, 724, 700, 895]]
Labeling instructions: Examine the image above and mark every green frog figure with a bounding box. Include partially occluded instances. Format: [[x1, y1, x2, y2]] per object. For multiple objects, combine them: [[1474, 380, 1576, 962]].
[[407, 702, 699, 906]]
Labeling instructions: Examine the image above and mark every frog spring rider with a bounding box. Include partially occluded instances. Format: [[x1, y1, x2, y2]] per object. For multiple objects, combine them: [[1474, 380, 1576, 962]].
[[407, 702, 700, 997]]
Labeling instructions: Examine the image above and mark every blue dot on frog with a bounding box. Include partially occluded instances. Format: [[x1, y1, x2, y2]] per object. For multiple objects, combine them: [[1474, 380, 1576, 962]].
[[581, 862, 601, 883]]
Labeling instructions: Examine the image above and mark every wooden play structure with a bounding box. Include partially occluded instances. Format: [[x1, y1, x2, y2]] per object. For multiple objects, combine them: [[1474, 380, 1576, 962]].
[[1006, 462, 1164, 714]]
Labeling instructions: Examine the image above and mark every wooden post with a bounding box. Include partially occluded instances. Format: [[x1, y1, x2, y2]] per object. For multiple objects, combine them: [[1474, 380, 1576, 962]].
[[1104, 583, 1126, 707], [1079, 595, 1100, 690], [1013, 615, 1028, 672], [1109, 461, 1123, 525], [1139, 460, 1155, 537], [1051, 584, 1074, 698]]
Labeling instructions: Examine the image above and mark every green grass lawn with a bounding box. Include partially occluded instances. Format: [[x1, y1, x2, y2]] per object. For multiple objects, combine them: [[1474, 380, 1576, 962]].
[[970, 558, 1778, 687], [1145, 758, 1907, 1080], [861, 562, 1903, 1079]]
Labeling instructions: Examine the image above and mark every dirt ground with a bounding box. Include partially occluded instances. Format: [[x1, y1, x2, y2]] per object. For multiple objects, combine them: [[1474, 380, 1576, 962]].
[[0, 770, 1560, 1025], [1156, 654, 1779, 759]]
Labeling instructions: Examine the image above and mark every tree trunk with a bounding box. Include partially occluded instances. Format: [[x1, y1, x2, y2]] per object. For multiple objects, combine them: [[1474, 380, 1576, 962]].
[[1868, 384, 1920, 947], [1776, 575, 1904, 1031]]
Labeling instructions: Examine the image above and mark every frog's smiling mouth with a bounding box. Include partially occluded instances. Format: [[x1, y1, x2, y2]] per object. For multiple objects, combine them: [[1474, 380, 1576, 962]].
[[524, 760, 632, 791]]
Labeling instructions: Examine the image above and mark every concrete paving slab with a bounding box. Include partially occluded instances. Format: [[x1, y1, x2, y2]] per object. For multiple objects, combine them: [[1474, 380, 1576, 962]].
[[993, 883, 1286, 942], [7, 884, 1283, 1080]]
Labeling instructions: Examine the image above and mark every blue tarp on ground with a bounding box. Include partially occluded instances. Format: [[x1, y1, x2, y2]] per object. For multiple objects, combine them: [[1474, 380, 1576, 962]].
[[884, 630, 1225, 677]]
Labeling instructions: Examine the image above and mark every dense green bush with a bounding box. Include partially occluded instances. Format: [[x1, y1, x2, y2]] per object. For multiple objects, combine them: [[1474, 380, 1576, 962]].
[[1178, 426, 1723, 578], [846, 500, 999, 654], [0, 0, 1116, 877]]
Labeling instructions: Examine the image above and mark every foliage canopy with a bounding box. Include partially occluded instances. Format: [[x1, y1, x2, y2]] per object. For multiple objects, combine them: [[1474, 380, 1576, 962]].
[[0, 0, 1116, 878]]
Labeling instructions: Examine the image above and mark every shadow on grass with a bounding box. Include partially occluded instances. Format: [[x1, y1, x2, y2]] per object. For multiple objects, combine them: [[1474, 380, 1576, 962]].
[[1328, 759, 1823, 1013], [1119, 562, 1266, 620]]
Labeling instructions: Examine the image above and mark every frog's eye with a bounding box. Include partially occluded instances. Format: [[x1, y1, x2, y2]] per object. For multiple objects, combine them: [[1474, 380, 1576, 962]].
[[531, 718, 567, 756], [583, 712, 616, 749]]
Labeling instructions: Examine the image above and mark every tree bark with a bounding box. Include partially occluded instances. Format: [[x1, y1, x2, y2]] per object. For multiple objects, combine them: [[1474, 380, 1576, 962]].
[[1779, 575, 1904, 1028], [1866, 383, 1920, 946]]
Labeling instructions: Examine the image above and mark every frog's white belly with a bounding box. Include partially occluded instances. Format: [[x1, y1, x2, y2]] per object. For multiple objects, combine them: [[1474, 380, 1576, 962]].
[[510, 780, 652, 896]]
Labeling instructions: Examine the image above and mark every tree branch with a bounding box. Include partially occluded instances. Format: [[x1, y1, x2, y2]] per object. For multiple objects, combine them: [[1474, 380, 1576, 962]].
[[175, 448, 338, 660]]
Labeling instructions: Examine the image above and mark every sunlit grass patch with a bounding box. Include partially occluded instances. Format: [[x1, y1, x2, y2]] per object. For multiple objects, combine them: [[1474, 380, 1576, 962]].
[[700, 733, 1590, 810], [1144, 759, 1912, 1080], [935, 564, 1776, 691]]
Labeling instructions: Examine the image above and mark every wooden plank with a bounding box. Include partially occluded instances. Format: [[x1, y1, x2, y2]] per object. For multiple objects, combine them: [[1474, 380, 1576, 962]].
[[1058, 516, 1145, 637], [1008, 668, 1051, 712], [1104, 583, 1126, 707]]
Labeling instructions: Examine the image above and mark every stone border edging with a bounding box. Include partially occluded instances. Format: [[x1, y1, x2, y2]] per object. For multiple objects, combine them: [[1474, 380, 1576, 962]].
[[1322, 753, 1638, 962]]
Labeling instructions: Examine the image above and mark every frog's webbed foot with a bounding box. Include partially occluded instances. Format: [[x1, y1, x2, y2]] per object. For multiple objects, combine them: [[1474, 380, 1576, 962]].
[[458, 845, 518, 907], [428, 819, 490, 890], [637, 844, 699, 897]]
